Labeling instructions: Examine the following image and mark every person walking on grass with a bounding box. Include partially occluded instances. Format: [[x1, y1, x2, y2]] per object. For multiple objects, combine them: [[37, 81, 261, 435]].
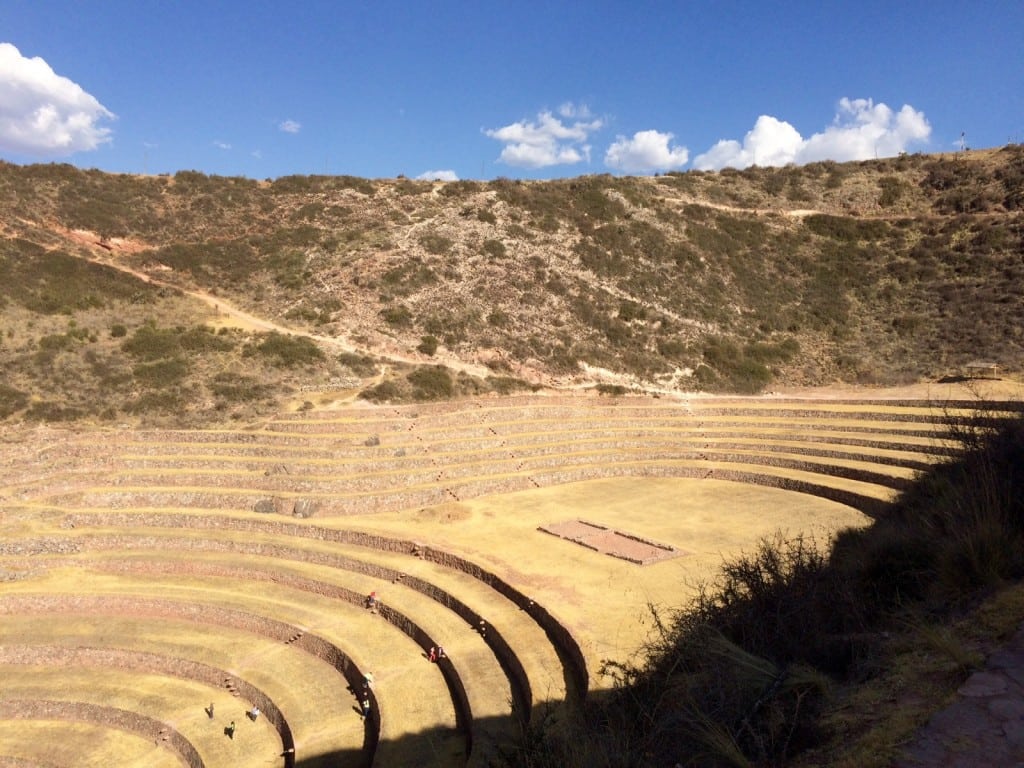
[[226, 720, 236, 739]]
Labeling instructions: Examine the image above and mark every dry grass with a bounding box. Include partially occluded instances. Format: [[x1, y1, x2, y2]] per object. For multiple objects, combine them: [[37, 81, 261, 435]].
[[3, 391, 982, 767]]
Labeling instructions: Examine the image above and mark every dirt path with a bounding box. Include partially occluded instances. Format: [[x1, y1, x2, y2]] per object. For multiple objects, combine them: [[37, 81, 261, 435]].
[[58, 226, 497, 381]]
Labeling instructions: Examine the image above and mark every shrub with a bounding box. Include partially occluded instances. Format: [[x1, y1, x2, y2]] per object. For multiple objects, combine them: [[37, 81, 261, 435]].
[[179, 326, 234, 352], [486, 376, 534, 394], [487, 309, 509, 327], [419, 232, 454, 255], [482, 239, 507, 259], [380, 304, 413, 327], [878, 175, 905, 207], [406, 365, 454, 400], [358, 379, 404, 402], [337, 352, 378, 376], [249, 331, 325, 367], [210, 373, 271, 402], [122, 324, 181, 361], [0, 384, 28, 417], [25, 401, 86, 422], [133, 357, 190, 387], [417, 335, 439, 356], [617, 300, 646, 322]]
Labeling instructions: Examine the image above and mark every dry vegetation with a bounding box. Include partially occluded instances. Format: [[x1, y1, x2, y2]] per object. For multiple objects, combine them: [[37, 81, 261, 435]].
[[1, 145, 1022, 426]]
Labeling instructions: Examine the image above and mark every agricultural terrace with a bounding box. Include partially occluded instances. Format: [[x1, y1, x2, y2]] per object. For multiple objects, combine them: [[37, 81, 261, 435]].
[[2, 383, 1022, 767]]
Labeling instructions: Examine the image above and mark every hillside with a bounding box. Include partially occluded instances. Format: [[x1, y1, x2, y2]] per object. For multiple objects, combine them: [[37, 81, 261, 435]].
[[0, 146, 1022, 425]]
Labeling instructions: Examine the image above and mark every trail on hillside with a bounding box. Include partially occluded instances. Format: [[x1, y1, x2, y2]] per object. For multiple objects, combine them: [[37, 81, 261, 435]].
[[55, 226, 498, 381]]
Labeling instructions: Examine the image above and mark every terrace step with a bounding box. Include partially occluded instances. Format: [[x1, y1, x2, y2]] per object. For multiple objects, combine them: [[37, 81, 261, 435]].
[[0, 612, 361, 764]]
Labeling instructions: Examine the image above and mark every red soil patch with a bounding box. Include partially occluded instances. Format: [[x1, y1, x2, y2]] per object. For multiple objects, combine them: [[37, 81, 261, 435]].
[[538, 519, 683, 565]]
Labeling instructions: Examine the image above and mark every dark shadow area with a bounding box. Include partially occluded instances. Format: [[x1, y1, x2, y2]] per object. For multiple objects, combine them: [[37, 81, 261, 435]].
[[936, 374, 1004, 384], [292, 696, 591, 768]]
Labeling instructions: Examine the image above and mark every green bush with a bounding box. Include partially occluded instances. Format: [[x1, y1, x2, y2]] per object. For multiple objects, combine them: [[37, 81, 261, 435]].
[[179, 326, 234, 352], [133, 357, 190, 387], [337, 352, 378, 376], [248, 331, 325, 367], [122, 324, 181, 361], [486, 376, 534, 394], [406, 365, 454, 400], [358, 379, 404, 402]]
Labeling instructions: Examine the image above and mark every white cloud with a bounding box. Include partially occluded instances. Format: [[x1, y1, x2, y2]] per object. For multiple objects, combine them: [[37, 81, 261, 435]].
[[693, 98, 931, 170], [484, 108, 603, 168], [0, 42, 114, 156], [415, 169, 459, 181], [558, 101, 592, 119], [605, 129, 689, 173], [279, 119, 301, 134], [214, 140, 231, 150]]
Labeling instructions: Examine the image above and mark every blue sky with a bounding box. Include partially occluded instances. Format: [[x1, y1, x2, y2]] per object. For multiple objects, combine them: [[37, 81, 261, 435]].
[[1, 1, 1021, 180]]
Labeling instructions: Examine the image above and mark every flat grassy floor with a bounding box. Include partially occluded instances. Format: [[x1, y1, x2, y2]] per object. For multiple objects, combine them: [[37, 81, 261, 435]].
[[333, 476, 869, 678]]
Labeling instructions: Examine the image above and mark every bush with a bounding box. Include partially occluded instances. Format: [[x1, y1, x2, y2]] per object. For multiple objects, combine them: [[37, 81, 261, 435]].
[[482, 239, 507, 259], [337, 352, 378, 377], [419, 232, 454, 255], [25, 401, 86, 422], [486, 376, 534, 395], [133, 357, 190, 387], [417, 335, 439, 356], [406, 365, 454, 400], [358, 379, 404, 402], [210, 373, 271, 402], [0, 384, 28, 417], [380, 304, 413, 328], [248, 331, 325, 367], [122, 324, 181, 361]]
